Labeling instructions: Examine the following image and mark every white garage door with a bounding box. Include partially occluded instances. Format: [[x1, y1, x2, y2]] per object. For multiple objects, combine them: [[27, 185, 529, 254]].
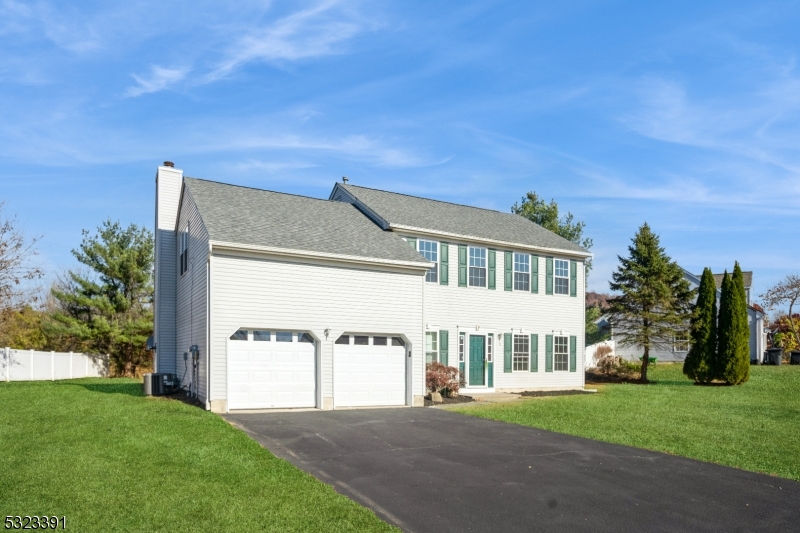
[[228, 330, 316, 410], [334, 334, 406, 408]]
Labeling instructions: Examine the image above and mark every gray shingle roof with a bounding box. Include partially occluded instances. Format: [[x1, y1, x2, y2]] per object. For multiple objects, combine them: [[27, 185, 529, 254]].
[[183, 178, 430, 265], [338, 184, 589, 254], [712, 272, 753, 289]]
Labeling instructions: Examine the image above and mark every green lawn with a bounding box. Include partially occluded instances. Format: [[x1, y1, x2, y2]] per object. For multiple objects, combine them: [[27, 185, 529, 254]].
[[0, 379, 396, 533], [453, 364, 800, 481]]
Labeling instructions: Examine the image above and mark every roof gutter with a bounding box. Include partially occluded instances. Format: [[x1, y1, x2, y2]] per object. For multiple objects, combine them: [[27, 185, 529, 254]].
[[208, 240, 434, 272], [387, 224, 593, 259]]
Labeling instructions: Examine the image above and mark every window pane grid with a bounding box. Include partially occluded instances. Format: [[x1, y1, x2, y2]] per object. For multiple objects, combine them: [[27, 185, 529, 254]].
[[458, 333, 465, 362], [468, 247, 487, 287], [554, 336, 569, 371], [554, 259, 569, 295], [513, 334, 529, 371], [419, 240, 438, 283], [426, 332, 438, 363]]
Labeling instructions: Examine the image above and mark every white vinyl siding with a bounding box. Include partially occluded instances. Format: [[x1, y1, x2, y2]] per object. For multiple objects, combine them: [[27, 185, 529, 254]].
[[210, 253, 423, 407], [425, 242, 585, 390], [418, 240, 438, 283], [175, 187, 210, 401], [154, 167, 183, 375], [469, 247, 487, 287]]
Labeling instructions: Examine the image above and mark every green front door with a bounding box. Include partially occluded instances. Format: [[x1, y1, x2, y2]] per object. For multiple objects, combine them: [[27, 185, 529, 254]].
[[469, 335, 485, 386]]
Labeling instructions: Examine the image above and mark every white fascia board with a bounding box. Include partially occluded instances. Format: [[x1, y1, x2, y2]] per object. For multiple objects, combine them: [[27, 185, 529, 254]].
[[387, 224, 593, 259], [209, 240, 433, 272]]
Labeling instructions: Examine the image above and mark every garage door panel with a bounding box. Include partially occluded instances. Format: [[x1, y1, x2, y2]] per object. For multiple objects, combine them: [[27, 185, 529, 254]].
[[228, 335, 316, 410], [334, 339, 406, 407]]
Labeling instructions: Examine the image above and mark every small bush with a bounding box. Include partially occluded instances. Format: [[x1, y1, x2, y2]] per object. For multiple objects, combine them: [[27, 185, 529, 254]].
[[426, 362, 461, 397], [594, 344, 613, 364], [596, 354, 640, 379]]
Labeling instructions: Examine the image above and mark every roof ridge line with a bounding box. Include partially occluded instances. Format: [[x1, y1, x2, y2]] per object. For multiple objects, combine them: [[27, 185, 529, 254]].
[[185, 176, 341, 205], [342, 183, 521, 217]]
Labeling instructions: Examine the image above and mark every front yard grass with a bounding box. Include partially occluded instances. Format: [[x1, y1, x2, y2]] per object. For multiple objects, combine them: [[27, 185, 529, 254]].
[[0, 379, 396, 533], [453, 364, 800, 481]]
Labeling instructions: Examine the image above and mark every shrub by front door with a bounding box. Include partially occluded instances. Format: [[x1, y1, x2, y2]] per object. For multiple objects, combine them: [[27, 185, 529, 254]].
[[469, 335, 485, 386]]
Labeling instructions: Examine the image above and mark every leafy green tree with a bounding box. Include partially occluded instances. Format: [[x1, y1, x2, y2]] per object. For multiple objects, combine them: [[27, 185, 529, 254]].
[[512, 192, 593, 273], [0, 305, 48, 350], [717, 263, 750, 384], [607, 223, 694, 383], [586, 305, 610, 345], [683, 268, 717, 383], [46, 221, 153, 376]]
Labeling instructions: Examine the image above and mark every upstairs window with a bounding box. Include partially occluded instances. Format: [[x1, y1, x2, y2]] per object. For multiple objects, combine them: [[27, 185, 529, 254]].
[[418, 240, 438, 283], [554, 259, 569, 295], [469, 247, 487, 287], [554, 336, 569, 371], [514, 253, 530, 291], [426, 332, 438, 363], [179, 224, 189, 275]]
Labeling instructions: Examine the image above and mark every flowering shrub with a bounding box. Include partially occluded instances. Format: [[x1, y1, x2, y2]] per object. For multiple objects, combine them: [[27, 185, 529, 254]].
[[426, 362, 461, 396]]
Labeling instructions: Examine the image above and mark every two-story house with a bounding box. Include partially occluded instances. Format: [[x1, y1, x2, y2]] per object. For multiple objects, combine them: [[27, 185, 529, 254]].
[[153, 163, 591, 412]]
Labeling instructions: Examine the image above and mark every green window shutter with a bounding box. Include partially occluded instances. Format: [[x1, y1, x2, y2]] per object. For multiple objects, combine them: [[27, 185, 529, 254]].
[[440, 243, 449, 285], [458, 245, 467, 287], [407, 237, 417, 250], [488, 249, 496, 290], [440, 330, 449, 366], [545, 257, 554, 295], [504, 251, 513, 291], [530, 334, 538, 372], [569, 335, 577, 372], [545, 334, 553, 372], [531, 255, 539, 294], [503, 333, 512, 373], [570, 260, 577, 297]]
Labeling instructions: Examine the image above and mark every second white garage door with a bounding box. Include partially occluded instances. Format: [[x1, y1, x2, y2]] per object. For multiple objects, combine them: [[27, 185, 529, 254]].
[[228, 330, 316, 410], [334, 334, 406, 407]]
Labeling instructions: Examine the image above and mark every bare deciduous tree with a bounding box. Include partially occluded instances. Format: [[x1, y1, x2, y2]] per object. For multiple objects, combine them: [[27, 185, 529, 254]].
[[760, 274, 800, 349], [0, 202, 43, 311]]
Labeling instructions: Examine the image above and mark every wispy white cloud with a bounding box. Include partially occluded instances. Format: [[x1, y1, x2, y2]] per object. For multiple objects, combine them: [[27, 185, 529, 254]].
[[125, 65, 191, 97], [203, 0, 369, 83]]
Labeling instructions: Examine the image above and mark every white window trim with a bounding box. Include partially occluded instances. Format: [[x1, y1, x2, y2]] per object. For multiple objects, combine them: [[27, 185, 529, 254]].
[[553, 335, 569, 372], [418, 239, 439, 283], [468, 246, 487, 288], [513, 252, 530, 292], [554, 258, 569, 296], [512, 333, 530, 372], [426, 331, 438, 363]]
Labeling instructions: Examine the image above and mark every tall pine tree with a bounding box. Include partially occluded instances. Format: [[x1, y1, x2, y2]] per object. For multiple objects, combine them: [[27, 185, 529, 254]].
[[719, 262, 750, 384], [683, 267, 717, 383], [607, 223, 694, 383]]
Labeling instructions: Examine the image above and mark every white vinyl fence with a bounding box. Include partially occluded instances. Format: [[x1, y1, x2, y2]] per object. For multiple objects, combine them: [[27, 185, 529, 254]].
[[585, 340, 616, 369], [2, 348, 109, 382]]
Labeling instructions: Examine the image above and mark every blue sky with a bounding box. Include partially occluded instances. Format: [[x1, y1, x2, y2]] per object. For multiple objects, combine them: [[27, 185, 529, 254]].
[[1, 0, 799, 308]]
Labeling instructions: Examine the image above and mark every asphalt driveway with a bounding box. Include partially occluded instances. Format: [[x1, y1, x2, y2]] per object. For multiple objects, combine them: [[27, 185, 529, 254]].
[[225, 408, 800, 533]]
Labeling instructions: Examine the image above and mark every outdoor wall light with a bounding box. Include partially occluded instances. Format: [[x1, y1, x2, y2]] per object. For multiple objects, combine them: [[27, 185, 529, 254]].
[[324, 328, 330, 339]]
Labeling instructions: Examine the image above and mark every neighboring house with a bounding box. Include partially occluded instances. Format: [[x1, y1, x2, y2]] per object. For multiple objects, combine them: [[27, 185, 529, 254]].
[[153, 163, 591, 413], [608, 268, 767, 364]]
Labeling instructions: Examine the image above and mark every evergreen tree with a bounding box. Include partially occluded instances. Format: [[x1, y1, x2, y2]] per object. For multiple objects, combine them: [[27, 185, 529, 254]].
[[46, 220, 153, 376], [607, 223, 694, 383], [719, 262, 750, 384], [716, 271, 733, 379], [683, 267, 717, 383]]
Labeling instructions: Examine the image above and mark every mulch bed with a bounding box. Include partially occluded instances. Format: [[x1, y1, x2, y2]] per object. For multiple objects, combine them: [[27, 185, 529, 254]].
[[424, 394, 476, 407], [519, 389, 597, 398], [585, 370, 644, 384]]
